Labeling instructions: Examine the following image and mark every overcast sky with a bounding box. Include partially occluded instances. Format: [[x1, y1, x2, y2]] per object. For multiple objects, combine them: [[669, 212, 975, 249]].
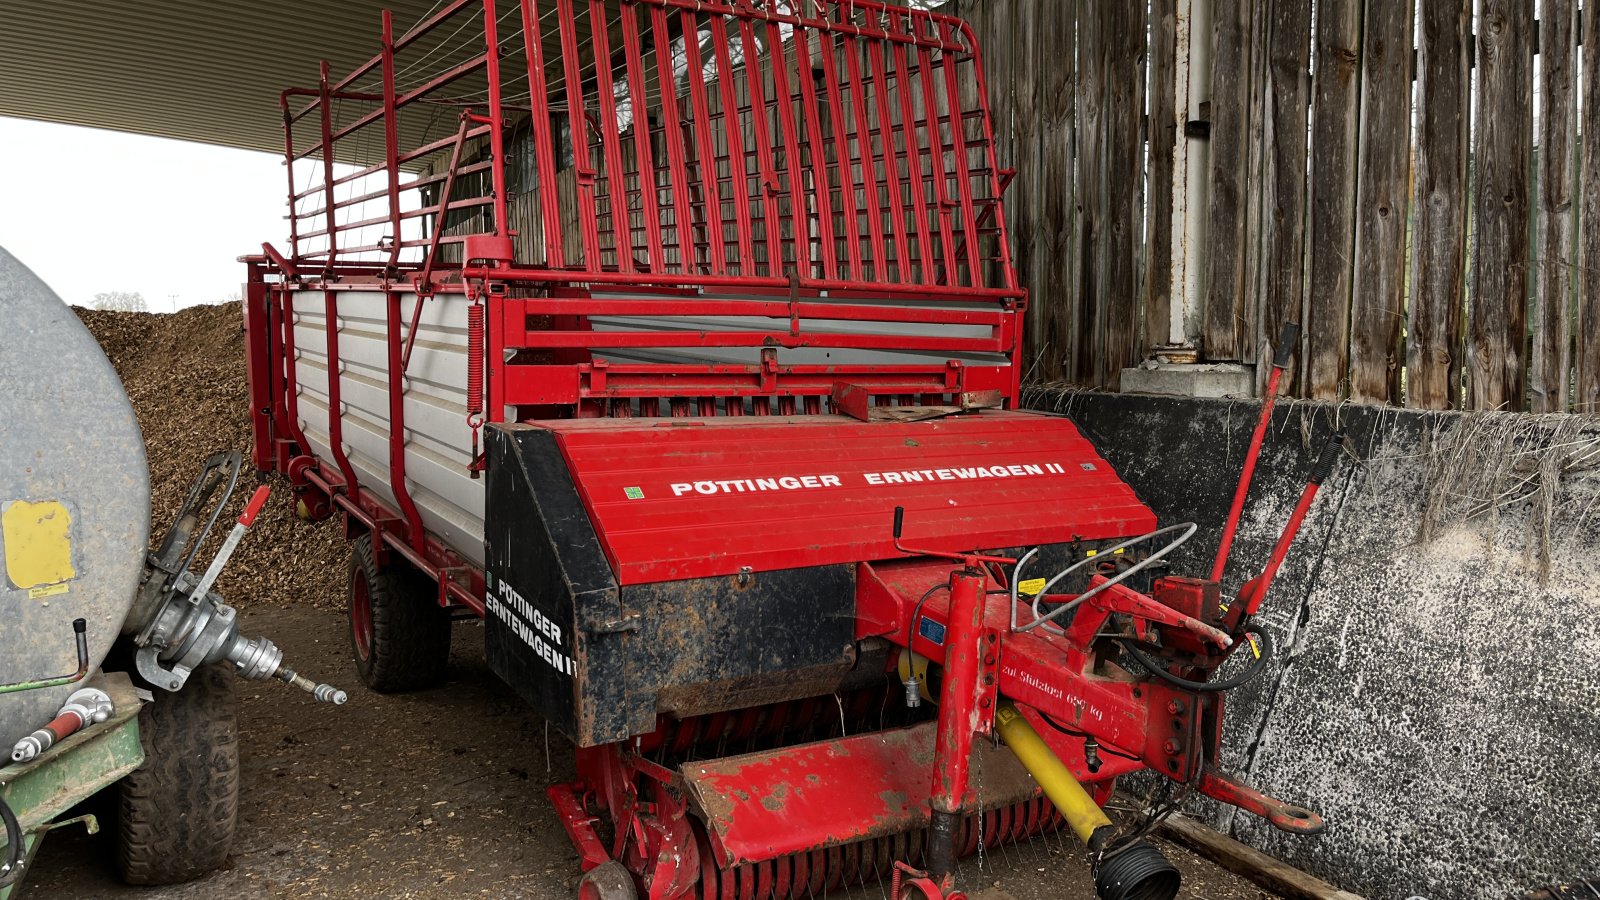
[[0, 117, 286, 311]]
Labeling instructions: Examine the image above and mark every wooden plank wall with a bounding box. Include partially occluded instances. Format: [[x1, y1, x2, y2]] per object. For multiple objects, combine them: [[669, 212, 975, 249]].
[[965, 0, 1598, 413]]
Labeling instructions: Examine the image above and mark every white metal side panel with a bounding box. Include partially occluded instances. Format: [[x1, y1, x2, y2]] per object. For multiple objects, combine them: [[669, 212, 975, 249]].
[[291, 291, 485, 568]]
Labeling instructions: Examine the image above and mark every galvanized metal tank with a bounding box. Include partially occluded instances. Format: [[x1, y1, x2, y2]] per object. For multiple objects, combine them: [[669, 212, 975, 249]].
[[0, 247, 149, 751]]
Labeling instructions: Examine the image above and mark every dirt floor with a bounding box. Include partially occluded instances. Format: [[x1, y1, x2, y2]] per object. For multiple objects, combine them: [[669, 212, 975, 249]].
[[21, 307, 1279, 900]]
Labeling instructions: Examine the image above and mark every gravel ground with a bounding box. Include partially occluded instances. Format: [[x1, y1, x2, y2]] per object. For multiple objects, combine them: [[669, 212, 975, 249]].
[[22, 307, 1279, 900]]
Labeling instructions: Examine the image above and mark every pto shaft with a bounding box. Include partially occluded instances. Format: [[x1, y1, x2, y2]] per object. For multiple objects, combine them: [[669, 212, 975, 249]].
[[995, 703, 1181, 900], [994, 703, 1116, 850]]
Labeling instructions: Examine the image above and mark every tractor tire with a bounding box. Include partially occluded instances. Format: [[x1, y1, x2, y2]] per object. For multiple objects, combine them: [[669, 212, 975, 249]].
[[347, 533, 451, 693], [115, 661, 239, 886]]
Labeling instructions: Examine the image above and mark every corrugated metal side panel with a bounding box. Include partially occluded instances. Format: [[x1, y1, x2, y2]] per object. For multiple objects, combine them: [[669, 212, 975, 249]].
[[292, 291, 486, 566]]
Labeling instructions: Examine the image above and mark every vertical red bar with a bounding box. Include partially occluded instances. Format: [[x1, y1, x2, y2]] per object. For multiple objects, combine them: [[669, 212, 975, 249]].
[[843, 31, 888, 280], [487, 289, 507, 427], [928, 567, 986, 876], [243, 265, 276, 471], [867, 36, 911, 281], [709, 17, 755, 275], [322, 293, 360, 497], [280, 96, 301, 262], [481, 0, 510, 243], [918, 39, 959, 284], [276, 289, 313, 458], [957, 20, 1016, 290], [381, 11, 403, 269], [318, 61, 340, 267], [589, 0, 634, 272], [652, 8, 697, 273], [558, 0, 602, 266], [521, 0, 566, 268], [738, 17, 784, 276], [621, 7, 665, 273], [682, 9, 728, 274], [385, 291, 427, 550], [786, 15, 836, 281], [815, 21, 864, 281], [940, 25, 982, 286], [890, 14, 934, 285]]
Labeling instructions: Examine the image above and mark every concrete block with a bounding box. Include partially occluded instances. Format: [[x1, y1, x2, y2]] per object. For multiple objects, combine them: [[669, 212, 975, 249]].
[[1120, 362, 1255, 399]]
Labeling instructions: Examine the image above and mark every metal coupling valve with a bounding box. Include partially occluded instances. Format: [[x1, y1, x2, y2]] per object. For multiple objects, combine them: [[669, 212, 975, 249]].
[[903, 674, 922, 709], [134, 478, 346, 705], [10, 687, 114, 763]]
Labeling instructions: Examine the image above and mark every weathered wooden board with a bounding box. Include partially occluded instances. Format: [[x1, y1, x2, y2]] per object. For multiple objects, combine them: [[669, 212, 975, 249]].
[[1408, 0, 1472, 410], [1103, 0, 1146, 387], [1075, 0, 1106, 384], [1582, 0, 1600, 413], [1303, 0, 1361, 401], [1532, 0, 1576, 413], [1144, 0, 1179, 355], [1205, 0, 1255, 362], [1256, 0, 1312, 392], [1347, 0, 1413, 404], [1036, 0, 1078, 382], [1468, 0, 1533, 410]]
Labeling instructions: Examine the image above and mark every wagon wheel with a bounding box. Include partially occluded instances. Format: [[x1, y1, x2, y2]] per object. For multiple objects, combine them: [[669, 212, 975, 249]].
[[347, 534, 450, 692], [577, 861, 639, 900]]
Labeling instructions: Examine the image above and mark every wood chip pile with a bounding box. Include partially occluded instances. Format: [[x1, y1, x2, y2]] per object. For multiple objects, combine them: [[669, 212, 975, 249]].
[[75, 304, 347, 613]]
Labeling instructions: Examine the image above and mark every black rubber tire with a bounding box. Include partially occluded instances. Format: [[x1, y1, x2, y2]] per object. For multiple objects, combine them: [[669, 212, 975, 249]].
[[115, 661, 239, 886], [348, 533, 451, 693]]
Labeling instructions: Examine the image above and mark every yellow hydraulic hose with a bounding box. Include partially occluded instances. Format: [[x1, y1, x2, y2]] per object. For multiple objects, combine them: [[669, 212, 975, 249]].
[[994, 702, 1116, 850]]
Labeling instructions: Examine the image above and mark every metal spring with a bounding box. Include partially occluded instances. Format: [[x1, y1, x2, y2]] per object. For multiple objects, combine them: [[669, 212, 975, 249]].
[[466, 301, 485, 421]]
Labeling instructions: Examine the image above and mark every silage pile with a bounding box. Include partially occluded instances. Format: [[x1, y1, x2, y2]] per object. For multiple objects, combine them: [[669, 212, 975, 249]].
[[75, 305, 347, 612]]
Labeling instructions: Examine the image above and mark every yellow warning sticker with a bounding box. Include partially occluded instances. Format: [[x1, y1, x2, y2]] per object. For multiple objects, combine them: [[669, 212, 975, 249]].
[[1017, 578, 1047, 596], [29, 582, 69, 600], [2, 500, 76, 591], [1247, 633, 1262, 659]]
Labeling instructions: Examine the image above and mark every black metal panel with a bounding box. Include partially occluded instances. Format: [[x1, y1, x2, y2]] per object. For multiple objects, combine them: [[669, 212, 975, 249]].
[[620, 565, 857, 734], [486, 424, 860, 747], [485, 424, 627, 746]]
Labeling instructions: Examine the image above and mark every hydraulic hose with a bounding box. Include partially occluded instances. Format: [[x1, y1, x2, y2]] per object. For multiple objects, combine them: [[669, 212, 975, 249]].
[[1116, 627, 1273, 693]]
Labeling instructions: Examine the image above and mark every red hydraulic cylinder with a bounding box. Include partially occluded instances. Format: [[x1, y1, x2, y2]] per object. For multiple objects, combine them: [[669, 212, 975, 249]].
[[926, 566, 987, 881]]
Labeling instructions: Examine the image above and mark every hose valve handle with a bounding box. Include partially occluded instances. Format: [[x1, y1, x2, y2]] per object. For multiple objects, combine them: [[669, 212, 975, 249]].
[[1272, 321, 1300, 369], [1310, 431, 1346, 486]]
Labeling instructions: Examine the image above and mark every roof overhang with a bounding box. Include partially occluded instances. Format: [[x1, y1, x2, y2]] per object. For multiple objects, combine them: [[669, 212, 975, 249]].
[[1, 1, 470, 159]]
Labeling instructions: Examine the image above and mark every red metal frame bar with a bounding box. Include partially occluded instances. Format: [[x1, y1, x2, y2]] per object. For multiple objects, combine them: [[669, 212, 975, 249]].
[[385, 291, 428, 552]]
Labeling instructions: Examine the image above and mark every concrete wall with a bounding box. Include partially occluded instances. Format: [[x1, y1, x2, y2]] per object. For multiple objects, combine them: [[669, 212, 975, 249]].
[[1030, 391, 1600, 900]]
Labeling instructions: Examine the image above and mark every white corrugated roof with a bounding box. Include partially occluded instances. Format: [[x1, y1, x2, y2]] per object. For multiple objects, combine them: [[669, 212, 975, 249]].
[[0, 1, 470, 157]]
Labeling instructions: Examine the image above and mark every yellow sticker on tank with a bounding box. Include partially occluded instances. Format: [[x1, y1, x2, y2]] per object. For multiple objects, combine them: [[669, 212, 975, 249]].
[[1017, 578, 1047, 596], [2, 500, 76, 591]]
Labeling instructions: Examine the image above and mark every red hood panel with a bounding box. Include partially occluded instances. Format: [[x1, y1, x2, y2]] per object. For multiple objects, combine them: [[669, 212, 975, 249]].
[[538, 411, 1157, 584]]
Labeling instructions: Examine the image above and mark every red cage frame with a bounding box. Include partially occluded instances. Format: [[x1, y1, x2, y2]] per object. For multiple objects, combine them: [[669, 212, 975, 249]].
[[246, 0, 1026, 611]]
